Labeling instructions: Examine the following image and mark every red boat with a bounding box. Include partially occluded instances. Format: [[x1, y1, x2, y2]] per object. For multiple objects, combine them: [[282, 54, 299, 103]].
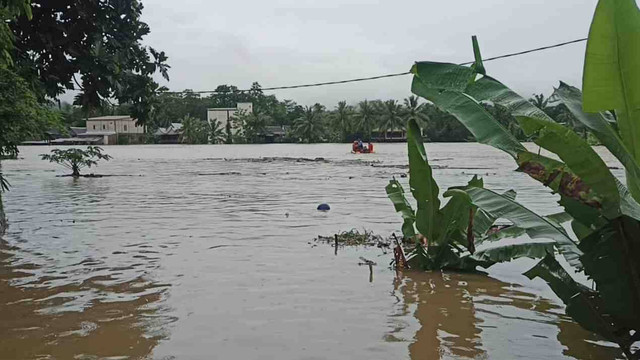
[[352, 141, 374, 154]]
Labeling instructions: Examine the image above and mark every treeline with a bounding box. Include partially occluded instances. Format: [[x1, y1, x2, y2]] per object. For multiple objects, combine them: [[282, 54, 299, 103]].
[[59, 82, 583, 144]]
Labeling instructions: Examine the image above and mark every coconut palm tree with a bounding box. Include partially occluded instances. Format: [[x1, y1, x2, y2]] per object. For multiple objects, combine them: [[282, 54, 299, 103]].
[[209, 120, 226, 144], [294, 106, 324, 143], [180, 115, 209, 144], [377, 100, 404, 140], [331, 101, 353, 142], [234, 111, 269, 143], [529, 93, 549, 110], [403, 95, 429, 130], [356, 100, 375, 140]]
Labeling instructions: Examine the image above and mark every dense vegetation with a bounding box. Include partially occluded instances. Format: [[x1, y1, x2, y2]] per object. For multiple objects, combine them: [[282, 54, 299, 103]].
[[394, 0, 640, 357], [63, 83, 580, 144]]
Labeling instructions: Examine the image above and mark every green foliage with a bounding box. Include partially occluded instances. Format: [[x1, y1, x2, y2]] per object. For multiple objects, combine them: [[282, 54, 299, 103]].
[[294, 106, 324, 143], [10, 0, 169, 124], [331, 101, 353, 142], [0, 67, 62, 159], [180, 116, 210, 144], [40, 146, 112, 177], [408, 5, 640, 355], [232, 110, 270, 144], [376, 100, 404, 140], [386, 118, 554, 271], [210, 120, 226, 144]]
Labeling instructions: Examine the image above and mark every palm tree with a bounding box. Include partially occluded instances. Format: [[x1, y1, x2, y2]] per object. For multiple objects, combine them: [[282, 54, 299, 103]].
[[403, 95, 429, 130], [356, 100, 375, 140], [209, 120, 226, 144], [294, 106, 323, 143], [180, 115, 209, 144], [331, 101, 353, 142], [377, 100, 404, 140], [234, 111, 269, 143], [530, 93, 549, 110]]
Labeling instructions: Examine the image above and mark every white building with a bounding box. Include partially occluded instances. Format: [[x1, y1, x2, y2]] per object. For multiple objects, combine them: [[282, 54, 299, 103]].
[[81, 116, 145, 144], [207, 103, 253, 133]]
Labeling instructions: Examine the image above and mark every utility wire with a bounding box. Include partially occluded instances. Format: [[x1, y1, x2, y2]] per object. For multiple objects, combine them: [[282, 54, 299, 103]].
[[170, 37, 587, 94]]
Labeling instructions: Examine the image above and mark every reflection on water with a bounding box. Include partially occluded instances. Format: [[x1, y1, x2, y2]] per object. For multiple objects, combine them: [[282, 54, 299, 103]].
[[392, 271, 623, 359], [0, 239, 173, 359], [0, 144, 627, 359]]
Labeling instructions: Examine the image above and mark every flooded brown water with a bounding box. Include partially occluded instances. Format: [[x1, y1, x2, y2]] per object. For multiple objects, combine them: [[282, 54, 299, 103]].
[[0, 143, 625, 359]]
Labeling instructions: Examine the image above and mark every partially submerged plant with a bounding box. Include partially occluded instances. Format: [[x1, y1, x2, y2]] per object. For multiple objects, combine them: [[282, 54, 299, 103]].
[[406, 0, 640, 356], [40, 146, 112, 177], [316, 229, 387, 247], [386, 118, 560, 271]]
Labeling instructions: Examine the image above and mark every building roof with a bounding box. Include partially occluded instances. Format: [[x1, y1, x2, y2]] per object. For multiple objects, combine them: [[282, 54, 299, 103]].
[[155, 123, 183, 136], [264, 125, 289, 136], [207, 107, 238, 111], [70, 127, 87, 135], [87, 115, 134, 121], [78, 131, 117, 136], [49, 137, 102, 144]]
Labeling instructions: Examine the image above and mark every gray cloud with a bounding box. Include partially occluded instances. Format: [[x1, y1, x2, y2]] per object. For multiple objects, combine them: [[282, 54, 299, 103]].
[[73, 0, 607, 107]]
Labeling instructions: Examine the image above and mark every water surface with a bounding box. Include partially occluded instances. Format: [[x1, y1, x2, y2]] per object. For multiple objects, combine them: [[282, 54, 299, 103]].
[[0, 143, 624, 359]]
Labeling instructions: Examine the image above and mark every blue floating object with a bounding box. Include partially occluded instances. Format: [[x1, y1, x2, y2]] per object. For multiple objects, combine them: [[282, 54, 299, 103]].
[[317, 203, 330, 211]]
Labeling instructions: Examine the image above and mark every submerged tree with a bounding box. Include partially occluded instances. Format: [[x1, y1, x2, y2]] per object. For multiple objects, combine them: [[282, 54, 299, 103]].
[[40, 146, 112, 177]]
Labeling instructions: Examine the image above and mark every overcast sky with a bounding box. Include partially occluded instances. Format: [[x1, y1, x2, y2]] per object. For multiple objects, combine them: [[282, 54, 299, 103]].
[[136, 0, 601, 107]]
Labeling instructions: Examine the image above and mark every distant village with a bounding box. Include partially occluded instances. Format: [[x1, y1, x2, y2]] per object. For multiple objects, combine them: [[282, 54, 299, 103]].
[[23, 100, 409, 145], [24, 102, 264, 145]]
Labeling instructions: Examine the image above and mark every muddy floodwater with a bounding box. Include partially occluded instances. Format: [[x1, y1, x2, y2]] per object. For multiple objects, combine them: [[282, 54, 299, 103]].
[[0, 143, 625, 359]]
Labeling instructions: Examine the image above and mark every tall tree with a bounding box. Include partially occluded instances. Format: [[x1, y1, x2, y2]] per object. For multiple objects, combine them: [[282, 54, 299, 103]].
[[403, 95, 429, 130], [529, 93, 549, 110], [356, 100, 375, 141], [209, 120, 226, 144], [180, 115, 209, 144], [233, 111, 269, 143], [294, 106, 324, 143], [377, 100, 404, 140], [10, 0, 170, 124], [331, 101, 353, 142]]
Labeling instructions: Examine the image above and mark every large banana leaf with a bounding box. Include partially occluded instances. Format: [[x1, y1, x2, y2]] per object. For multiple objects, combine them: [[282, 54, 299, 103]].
[[555, 82, 640, 203], [517, 116, 620, 217], [411, 63, 525, 157], [583, 0, 640, 163], [438, 185, 474, 247], [465, 187, 583, 268], [406, 118, 441, 242], [524, 254, 625, 343], [469, 242, 554, 264], [578, 216, 640, 329], [385, 179, 416, 239], [465, 75, 554, 123]]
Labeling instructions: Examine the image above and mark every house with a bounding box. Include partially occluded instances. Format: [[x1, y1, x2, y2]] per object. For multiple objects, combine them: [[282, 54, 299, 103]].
[[263, 125, 290, 143], [154, 123, 183, 144], [80, 115, 145, 144], [69, 127, 87, 137], [207, 103, 252, 134], [371, 128, 407, 142]]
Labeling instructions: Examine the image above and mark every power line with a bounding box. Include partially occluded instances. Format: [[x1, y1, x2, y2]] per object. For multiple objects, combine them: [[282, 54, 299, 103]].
[[458, 37, 588, 65], [170, 37, 588, 94]]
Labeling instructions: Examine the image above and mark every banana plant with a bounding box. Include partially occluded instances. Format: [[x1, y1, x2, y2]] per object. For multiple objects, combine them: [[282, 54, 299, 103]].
[[406, 0, 640, 357], [386, 117, 564, 271]]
